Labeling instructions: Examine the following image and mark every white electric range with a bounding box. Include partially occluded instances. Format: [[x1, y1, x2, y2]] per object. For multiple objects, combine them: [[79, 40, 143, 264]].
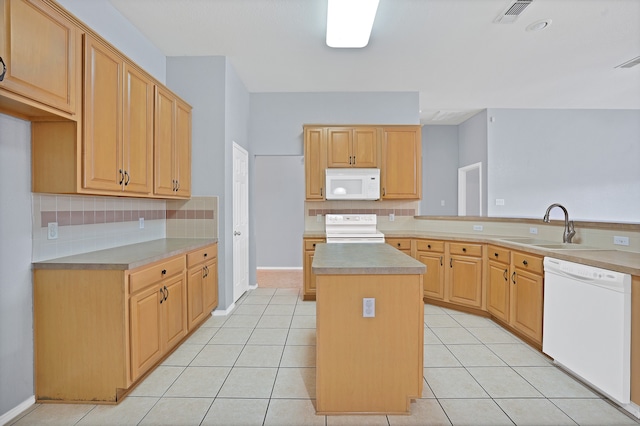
[[325, 214, 385, 243]]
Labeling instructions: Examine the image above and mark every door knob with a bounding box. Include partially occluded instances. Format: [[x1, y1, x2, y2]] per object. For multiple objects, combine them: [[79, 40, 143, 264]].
[[234, 231, 241, 236]]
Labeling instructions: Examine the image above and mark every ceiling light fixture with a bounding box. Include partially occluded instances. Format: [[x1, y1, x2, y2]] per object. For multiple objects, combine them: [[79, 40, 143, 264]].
[[326, 0, 379, 48], [526, 19, 552, 32]]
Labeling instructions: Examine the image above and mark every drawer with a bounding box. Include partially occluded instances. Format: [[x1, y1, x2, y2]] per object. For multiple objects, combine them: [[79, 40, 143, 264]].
[[488, 245, 510, 264], [129, 255, 185, 294], [187, 244, 217, 268], [513, 251, 543, 274], [386, 238, 411, 251], [415, 239, 444, 253], [448, 242, 483, 257], [304, 239, 325, 251]]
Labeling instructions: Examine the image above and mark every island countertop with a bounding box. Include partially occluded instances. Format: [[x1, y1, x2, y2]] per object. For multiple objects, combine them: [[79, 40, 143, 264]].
[[312, 243, 426, 275]]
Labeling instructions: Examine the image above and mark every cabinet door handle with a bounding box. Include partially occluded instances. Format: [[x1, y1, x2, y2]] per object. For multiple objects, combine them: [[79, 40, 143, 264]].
[[522, 260, 528, 266], [159, 288, 164, 303], [163, 286, 168, 301], [511, 272, 517, 284], [0, 56, 5, 81], [320, 187, 323, 197], [503, 268, 508, 281], [450, 258, 453, 268], [119, 169, 124, 185], [176, 180, 180, 191], [382, 188, 386, 196], [352, 156, 356, 165], [203, 266, 208, 278], [124, 170, 130, 186], [440, 256, 443, 266]]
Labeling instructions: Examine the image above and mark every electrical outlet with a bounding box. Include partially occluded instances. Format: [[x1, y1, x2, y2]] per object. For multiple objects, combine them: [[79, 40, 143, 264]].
[[47, 222, 58, 240], [139, 218, 145, 229], [440, 200, 445, 206], [389, 213, 395, 222], [363, 298, 375, 318], [473, 225, 483, 231], [316, 214, 322, 223], [495, 199, 505, 206], [529, 227, 538, 234], [613, 236, 629, 246]]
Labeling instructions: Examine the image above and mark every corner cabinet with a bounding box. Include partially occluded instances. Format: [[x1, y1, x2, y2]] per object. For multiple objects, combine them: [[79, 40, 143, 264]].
[[0, 0, 80, 117], [33, 243, 218, 403], [381, 126, 421, 199], [154, 85, 192, 198]]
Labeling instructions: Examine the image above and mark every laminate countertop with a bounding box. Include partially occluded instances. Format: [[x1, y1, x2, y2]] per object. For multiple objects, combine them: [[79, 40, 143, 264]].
[[303, 231, 640, 276], [312, 243, 426, 275], [32, 238, 218, 271]]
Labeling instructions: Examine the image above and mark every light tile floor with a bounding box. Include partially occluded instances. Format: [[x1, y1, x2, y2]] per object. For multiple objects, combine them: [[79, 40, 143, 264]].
[[9, 287, 640, 426]]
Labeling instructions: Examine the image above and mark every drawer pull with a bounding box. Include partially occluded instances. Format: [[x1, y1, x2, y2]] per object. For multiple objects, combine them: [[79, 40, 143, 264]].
[[462, 247, 467, 252], [397, 243, 401, 247], [523, 260, 528, 266], [494, 252, 499, 257], [161, 269, 167, 275], [427, 244, 431, 249], [204, 253, 208, 257], [313, 243, 316, 247]]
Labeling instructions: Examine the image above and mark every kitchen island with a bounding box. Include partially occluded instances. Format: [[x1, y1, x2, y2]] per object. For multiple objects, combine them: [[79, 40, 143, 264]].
[[312, 243, 426, 415]]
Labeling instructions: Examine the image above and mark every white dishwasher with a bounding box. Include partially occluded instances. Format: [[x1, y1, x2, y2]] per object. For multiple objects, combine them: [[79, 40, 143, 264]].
[[543, 257, 632, 406]]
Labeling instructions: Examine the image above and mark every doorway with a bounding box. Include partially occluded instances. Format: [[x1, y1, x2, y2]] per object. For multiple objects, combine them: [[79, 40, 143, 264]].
[[458, 162, 482, 216], [232, 142, 249, 302]]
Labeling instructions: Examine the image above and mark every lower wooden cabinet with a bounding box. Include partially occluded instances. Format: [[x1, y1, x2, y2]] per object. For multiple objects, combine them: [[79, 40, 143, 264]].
[[510, 251, 544, 344], [33, 243, 218, 403], [414, 239, 445, 300], [385, 238, 411, 256], [486, 245, 511, 322], [446, 242, 484, 309], [303, 238, 325, 300]]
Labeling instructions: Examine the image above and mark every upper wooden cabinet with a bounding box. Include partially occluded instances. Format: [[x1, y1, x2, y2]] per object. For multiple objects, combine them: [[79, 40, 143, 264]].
[[154, 86, 192, 198], [303, 124, 420, 200], [327, 127, 378, 168], [0, 0, 80, 118], [83, 35, 154, 196], [304, 127, 327, 200], [381, 126, 422, 200]]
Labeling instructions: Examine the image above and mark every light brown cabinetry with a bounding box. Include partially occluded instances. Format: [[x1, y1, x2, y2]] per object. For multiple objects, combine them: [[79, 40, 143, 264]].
[[304, 127, 327, 200], [414, 239, 445, 300], [0, 0, 80, 117], [447, 242, 483, 309], [486, 245, 511, 322], [327, 127, 378, 168], [632, 275, 640, 405], [509, 251, 544, 344], [187, 244, 219, 330], [33, 244, 216, 403], [129, 255, 187, 382], [381, 126, 421, 199], [154, 85, 192, 198], [386, 237, 412, 256], [303, 238, 325, 300], [83, 35, 154, 195]]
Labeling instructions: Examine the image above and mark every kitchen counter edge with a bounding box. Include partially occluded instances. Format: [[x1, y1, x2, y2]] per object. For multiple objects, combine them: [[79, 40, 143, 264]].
[[32, 238, 219, 271]]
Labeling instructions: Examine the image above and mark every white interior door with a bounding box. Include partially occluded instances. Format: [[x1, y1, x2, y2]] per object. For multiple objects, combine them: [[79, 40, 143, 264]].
[[233, 142, 249, 302]]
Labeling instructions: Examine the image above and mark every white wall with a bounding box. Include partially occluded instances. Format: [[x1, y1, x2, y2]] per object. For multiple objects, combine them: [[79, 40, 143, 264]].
[[57, 0, 166, 82], [0, 114, 33, 417], [487, 109, 640, 222], [421, 125, 459, 215]]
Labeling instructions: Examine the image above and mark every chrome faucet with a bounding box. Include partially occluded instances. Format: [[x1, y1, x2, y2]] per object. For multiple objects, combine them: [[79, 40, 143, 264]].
[[543, 203, 575, 243]]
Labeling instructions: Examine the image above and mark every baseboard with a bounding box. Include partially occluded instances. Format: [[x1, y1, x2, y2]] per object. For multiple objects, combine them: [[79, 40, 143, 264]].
[[249, 284, 258, 290], [212, 303, 235, 316], [1, 396, 35, 426]]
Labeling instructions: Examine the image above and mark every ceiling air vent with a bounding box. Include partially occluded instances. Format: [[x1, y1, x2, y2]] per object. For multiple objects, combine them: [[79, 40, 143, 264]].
[[494, 0, 533, 24], [615, 56, 640, 69]]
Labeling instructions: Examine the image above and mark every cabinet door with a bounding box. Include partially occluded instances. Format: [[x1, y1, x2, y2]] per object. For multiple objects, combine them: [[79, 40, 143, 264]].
[[326, 127, 352, 167], [0, 0, 78, 113], [304, 127, 327, 200], [381, 127, 421, 199], [187, 265, 205, 330], [130, 284, 163, 382], [83, 34, 123, 192], [154, 86, 175, 196], [511, 268, 543, 344], [122, 63, 153, 194], [203, 258, 218, 314], [352, 127, 378, 167], [417, 252, 444, 300], [487, 260, 510, 322], [304, 250, 317, 297], [162, 275, 187, 350], [174, 98, 192, 197], [448, 255, 482, 308]]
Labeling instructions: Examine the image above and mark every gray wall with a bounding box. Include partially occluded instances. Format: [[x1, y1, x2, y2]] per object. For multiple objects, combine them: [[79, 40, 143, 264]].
[[459, 110, 489, 215], [421, 125, 459, 215], [0, 114, 33, 416], [250, 92, 420, 268], [486, 109, 640, 222], [254, 156, 305, 267]]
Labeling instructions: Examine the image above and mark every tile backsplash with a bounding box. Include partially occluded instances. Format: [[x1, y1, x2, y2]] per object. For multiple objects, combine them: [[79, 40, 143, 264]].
[[32, 194, 218, 261]]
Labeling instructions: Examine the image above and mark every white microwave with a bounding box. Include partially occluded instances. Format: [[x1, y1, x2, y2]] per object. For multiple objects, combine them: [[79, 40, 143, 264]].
[[325, 168, 380, 200]]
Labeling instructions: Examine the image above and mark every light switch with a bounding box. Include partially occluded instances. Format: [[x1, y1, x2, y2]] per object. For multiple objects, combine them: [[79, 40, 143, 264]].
[[363, 298, 375, 318]]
